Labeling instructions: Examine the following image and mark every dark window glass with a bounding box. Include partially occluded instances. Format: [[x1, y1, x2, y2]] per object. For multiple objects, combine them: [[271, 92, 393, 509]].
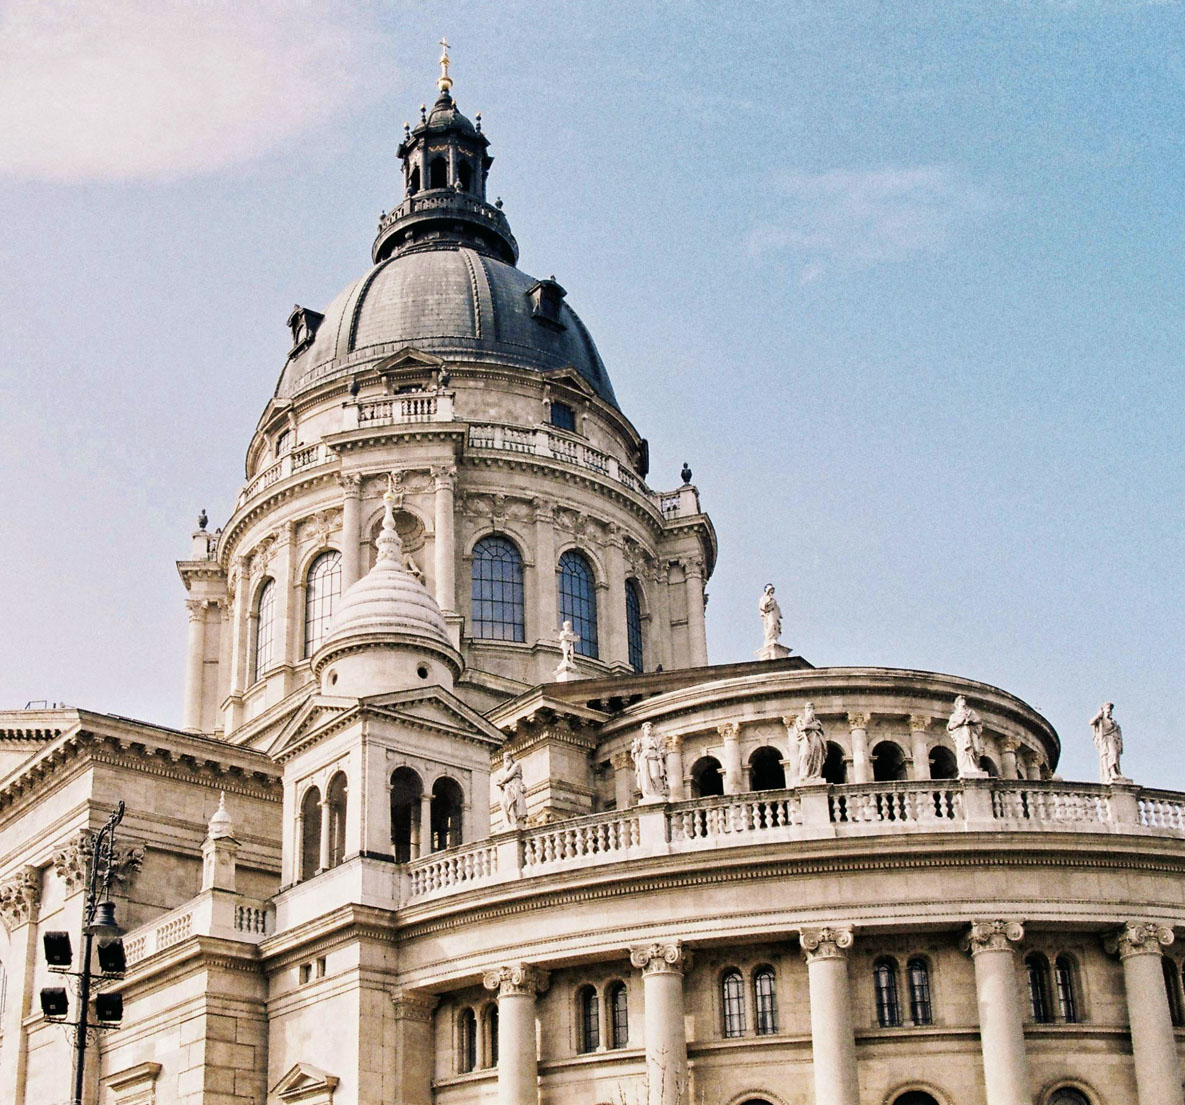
[[1054, 956, 1078, 1023], [472, 536, 525, 642], [1164, 958, 1185, 1027], [754, 967, 777, 1035], [907, 958, 932, 1025], [458, 1007, 477, 1072], [326, 773, 347, 868], [275, 428, 291, 456], [483, 1004, 498, 1067], [578, 985, 599, 1052], [558, 550, 598, 658], [429, 156, 447, 188], [608, 982, 628, 1048], [251, 579, 276, 682], [304, 551, 342, 656], [874, 958, 901, 1027], [722, 970, 746, 1037], [625, 579, 644, 673], [550, 401, 576, 431], [1026, 954, 1053, 1023], [299, 786, 321, 881]]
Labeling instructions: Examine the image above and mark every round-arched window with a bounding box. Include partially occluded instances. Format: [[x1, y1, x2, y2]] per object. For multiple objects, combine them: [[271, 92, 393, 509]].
[[251, 578, 276, 683], [625, 579, 644, 672], [1048, 1090, 1092, 1105], [472, 536, 525, 642], [304, 551, 342, 656], [558, 550, 598, 658]]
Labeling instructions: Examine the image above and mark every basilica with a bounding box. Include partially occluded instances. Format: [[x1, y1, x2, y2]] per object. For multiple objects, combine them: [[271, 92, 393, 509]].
[[0, 51, 1182, 1105]]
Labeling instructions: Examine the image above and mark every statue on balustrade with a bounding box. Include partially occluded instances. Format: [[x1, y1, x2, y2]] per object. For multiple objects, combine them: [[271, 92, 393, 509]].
[[631, 722, 668, 802], [496, 751, 528, 829], [793, 702, 826, 783], [759, 584, 782, 646], [554, 620, 581, 681], [948, 695, 986, 777], [1090, 702, 1127, 784]]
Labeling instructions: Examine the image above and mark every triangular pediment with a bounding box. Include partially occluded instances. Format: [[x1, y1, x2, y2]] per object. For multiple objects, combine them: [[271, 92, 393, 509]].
[[265, 694, 357, 759], [545, 365, 596, 398], [360, 685, 504, 747], [375, 346, 445, 373], [271, 1062, 338, 1104]]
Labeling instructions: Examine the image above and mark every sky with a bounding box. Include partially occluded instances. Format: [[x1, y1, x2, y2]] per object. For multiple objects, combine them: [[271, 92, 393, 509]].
[[0, 0, 1181, 787]]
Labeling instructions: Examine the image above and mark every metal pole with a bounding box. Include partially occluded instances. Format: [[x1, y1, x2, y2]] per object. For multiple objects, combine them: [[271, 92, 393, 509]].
[[71, 931, 93, 1105]]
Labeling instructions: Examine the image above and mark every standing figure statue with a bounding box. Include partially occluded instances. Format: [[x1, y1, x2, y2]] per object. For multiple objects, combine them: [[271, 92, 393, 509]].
[[1090, 702, 1126, 784], [793, 702, 826, 783], [495, 751, 528, 829], [631, 722, 668, 802], [759, 584, 782, 647], [948, 695, 985, 777], [554, 620, 581, 681]]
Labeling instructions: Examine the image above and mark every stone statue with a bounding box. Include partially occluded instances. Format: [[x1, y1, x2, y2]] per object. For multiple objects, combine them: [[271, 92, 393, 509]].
[[558, 620, 579, 666], [402, 551, 424, 581], [948, 695, 985, 777], [793, 702, 826, 783], [495, 751, 528, 829], [759, 584, 782, 647], [1090, 702, 1126, 783], [631, 722, 667, 802]]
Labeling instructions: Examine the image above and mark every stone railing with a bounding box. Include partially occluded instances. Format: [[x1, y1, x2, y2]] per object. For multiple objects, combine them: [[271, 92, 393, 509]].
[[123, 891, 274, 966], [991, 783, 1112, 826], [669, 792, 802, 842], [1138, 789, 1185, 831], [376, 189, 514, 239], [831, 781, 963, 825], [237, 443, 334, 508], [521, 809, 641, 870], [353, 390, 455, 428], [406, 840, 499, 899]]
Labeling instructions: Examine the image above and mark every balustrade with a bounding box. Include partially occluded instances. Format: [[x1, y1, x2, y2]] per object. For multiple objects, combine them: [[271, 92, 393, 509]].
[[521, 811, 640, 869], [669, 792, 802, 842], [991, 782, 1112, 825], [831, 782, 962, 825], [1139, 790, 1185, 832], [406, 841, 499, 898]]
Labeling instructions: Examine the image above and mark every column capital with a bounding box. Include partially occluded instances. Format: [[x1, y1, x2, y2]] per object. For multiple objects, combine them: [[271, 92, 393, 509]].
[[483, 962, 550, 996], [431, 465, 457, 491], [908, 714, 931, 733], [847, 712, 870, 730], [1106, 921, 1175, 959], [1000, 736, 1022, 754], [185, 598, 210, 621], [391, 990, 439, 1022], [799, 925, 854, 962], [965, 919, 1025, 955], [337, 471, 363, 497], [611, 749, 633, 771], [681, 556, 705, 580], [630, 940, 691, 976], [0, 865, 40, 931], [717, 721, 740, 741], [664, 733, 684, 752]]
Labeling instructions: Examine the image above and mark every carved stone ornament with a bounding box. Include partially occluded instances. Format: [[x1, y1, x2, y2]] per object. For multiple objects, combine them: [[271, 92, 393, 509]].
[[799, 926, 854, 962], [391, 991, 438, 1022], [847, 713, 870, 731], [1106, 921, 1175, 960], [909, 715, 930, 733], [53, 831, 145, 896], [0, 865, 41, 931], [610, 750, 633, 771], [337, 472, 363, 496], [482, 963, 550, 996], [965, 919, 1026, 955], [717, 721, 740, 742], [630, 941, 690, 975]]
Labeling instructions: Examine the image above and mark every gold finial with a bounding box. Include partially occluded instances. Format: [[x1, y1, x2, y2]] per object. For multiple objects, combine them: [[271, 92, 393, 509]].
[[437, 36, 453, 93]]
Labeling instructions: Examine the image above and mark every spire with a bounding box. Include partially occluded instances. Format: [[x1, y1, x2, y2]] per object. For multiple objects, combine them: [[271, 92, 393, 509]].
[[375, 474, 406, 566], [437, 37, 453, 94]]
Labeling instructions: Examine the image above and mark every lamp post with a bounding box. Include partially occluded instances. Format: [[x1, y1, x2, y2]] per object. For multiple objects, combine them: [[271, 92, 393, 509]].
[[40, 801, 128, 1105]]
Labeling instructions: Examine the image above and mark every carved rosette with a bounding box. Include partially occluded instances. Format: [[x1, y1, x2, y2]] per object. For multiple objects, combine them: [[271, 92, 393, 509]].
[[965, 919, 1026, 956], [630, 941, 690, 976], [799, 926, 854, 963], [0, 866, 41, 931], [483, 963, 550, 997], [1107, 921, 1175, 960], [391, 991, 439, 1022], [847, 713, 870, 731]]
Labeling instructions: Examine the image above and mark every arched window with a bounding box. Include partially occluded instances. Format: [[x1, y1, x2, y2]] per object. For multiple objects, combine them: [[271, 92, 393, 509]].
[[482, 1004, 499, 1067], [1054, 955, 1079, 1023], [251, 578, 276, 682], [1163, 958, 1185, 1027], [929, 746, 958, 780], [892, 1093, 942, 1105], [625, 579, 644, 673], [1025, 953, 1053, 1023], [907, 958, 932, 1026], [874, 957, 901, 1027], [431, 777, 464, 851], [690, 756, 723, 798], [872, 741, 908, 782], [558, 550, 598, 658], [577, 984, 599, 1052], [748, 746, 786, 791], [458, 161, 472, 191], [326, 772, 347, 868], [979, 755, 1000, 777], [1048, 1090, 1092, 1105], [429, 156, 447, 188], [299, 786, 321, 881], [304, 551, 342, 656], [823, 741, 847, 784], [472, 536, 525, 642], [721, 969, 746, 1037], [754, 966, 777, 1035], [457, 1007, 477, 1073], [390, 766, 423, 863], [408, 165, 420, 194], [607, 981, 628, 1048]]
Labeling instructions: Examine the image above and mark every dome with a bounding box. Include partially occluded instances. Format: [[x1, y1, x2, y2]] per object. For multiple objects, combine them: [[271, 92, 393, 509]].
[[278, 246, 618, 406]]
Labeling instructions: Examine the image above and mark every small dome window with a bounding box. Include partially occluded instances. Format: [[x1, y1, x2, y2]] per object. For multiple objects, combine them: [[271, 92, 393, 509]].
[[549, 402, 576, 432], [526, 277, 567, 330]]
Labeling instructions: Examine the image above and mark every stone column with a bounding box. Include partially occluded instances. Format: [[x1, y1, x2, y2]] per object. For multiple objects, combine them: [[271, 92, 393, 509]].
[[533, 499, 558, 646], [276, 520, 298, 690], [391, 991, 438, 1105], [966, 920, 1031, 1105], [1000, 737, 1021, 780], [433, 466, 457, 613], [630, 942, 690, 1105], [483, 964, 549, 1105], [0, 869, 40, 1105], [718, 722, 743, 795], [800, 926, 859, 1105], [339, 473, 363, 589], [665, 735, 686, 802], [683, 557, 708, 667], [182, 599, 209, 732], [419, 792, 434, 857], [318, 794, 332, 872], [225, 557, 249, 731], [847, 714, 871, 783], [1108, 921, 1184, 1105], [909, 716, 931, 781], [612, 750, 634, 810], [604, 527, 629, 667]]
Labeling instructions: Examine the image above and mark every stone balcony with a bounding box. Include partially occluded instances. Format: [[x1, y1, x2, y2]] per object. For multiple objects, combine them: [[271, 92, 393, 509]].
[[123, 887, 273, 967]]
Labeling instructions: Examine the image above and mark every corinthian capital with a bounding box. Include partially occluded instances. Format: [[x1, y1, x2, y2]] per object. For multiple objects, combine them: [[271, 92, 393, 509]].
[[847, 713, 870, 731], [431, 465, 457, 491], [799, 926, 854, 962], [630, 940, 690, 976], [337, 472, 363, 496], [909, 715, 930, 733], [965, 919, 1025, 955], [0, 866, 41, 931], [717, 721, 740, 742], [483, 963, 550, 996], [1106, 921, 1175, 959]]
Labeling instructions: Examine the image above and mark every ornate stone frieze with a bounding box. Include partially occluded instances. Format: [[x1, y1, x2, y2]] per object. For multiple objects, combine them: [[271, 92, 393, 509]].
[[799, 926, 854, 962], [482, 962, 550, 996], [391, 990, 439, 1022], [630, 940, 690, 976], [965, 919, 1025, 955], [0, 865, 40, 930], [1106, 921, 1175, 959]]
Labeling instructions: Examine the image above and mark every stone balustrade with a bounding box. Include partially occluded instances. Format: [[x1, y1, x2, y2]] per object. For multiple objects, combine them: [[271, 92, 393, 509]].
[[237, 442, 334, 508], [123, 890, 274, 966]]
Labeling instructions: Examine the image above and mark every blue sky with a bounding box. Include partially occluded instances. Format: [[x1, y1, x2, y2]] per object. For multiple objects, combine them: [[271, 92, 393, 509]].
[[0, 1, 1181, 786]]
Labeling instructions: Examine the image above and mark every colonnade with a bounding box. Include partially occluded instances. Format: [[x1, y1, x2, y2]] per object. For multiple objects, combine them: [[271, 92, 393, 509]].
[[475, 919, 1183, 1105]]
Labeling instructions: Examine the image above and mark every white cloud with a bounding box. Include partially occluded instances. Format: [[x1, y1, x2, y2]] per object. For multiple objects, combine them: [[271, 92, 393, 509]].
[[0, 1, 392, 181], [748, 166, 996, 282]]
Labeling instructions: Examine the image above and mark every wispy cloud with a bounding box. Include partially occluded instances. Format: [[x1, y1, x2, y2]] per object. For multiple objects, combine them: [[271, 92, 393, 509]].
[[748, 166, 996, 283], [0, 1, 392, 182]]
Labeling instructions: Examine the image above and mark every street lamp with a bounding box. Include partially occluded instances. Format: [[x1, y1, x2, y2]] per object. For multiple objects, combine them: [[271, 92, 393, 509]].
[[39, 801, 128, 1105]]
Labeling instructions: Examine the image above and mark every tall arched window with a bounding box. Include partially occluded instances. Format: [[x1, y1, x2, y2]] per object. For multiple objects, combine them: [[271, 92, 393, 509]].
[[625, 579, 644, 672], [874, 957, 901, 1027], [1054, 955, 1079, 1023], [748, 747, 786, 791], [408, 165, 420, 194], [907, 957, 932, 1025], [304, 551, 342, 656], [1164, 958, 1185, 1027], [929, 746, 958, 780], [431, 777, 465, 851], [299, 786, 321, 881], [754, 966, 777, 1035], [721, 969, 746, 1037], [577, 984, 600, 1052], [607, 981, 629, 1048], [1025, 953, 1053, 1023], [251, 578, 276, 682], [326, 773, 347, 868], [457, 1007, 477, 1073], [390, 766, 423, 863], [482, 1004, 499, 1067], [558, 550, 598, 658], [472, 536, 525, 642], [429, 156, 447, 188]]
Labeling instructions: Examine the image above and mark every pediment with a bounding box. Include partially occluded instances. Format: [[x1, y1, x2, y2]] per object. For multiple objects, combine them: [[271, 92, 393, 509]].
[[375, 346, 445, 373], [360, 686, 504, 747], [270, 1062, 338, 1104], [265, 694, 358, 759], [545, 365, 596, 399]]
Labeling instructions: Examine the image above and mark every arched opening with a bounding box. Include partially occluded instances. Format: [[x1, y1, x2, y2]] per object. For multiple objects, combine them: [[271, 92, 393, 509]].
[[1048, 1090, 1092, 1105], [431, 777, 464, 851], [892, 1093, 942, 1105], [822, 741, 847, 784], [1164, 958, 1184, 1026], [326, 772, 347, 868], [251, 578, 276, 683], [1054, 954, 1079, 1023], [408, 165, 420, 194], [482, 1003, 498, 1067], [390, 766, 423, 863], [304, 550, 342, 656], [429, 156, 447, 189], [721, 969, 746, 1037], [558, 549, 599, 658], [458, 161, 472, 191], [872, 741, 908, 782], [607, 981, 628, 1048], [472, 535, 525, 642], [625, 579, 644, 673], [874, 957, 901, 1027], [1025, 952, 1053, 1023], [906, 957, 933, 1025], [577, 984, 599, 1052], [457, 1007, 477, 1073], [748, 746, 785, 790], [979, 755, 1000, 777], [690, 756, 723, 798], [754, 965, 777, 1034], [299, 786, 321, 881], [929, 746, 958, 780]]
